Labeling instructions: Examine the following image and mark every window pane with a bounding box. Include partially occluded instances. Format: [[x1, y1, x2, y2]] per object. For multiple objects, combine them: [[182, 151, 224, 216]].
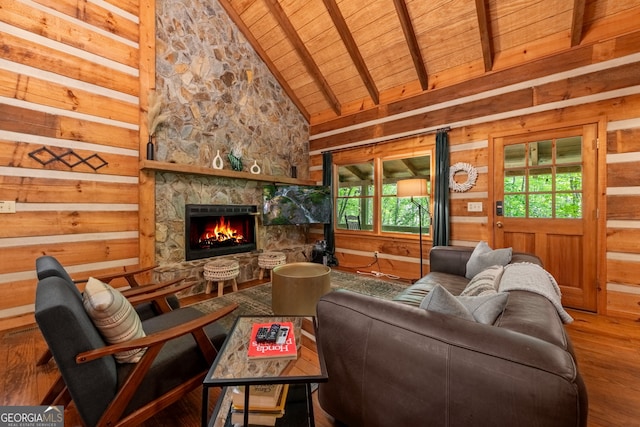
[[504, 194, 526, 217], [557, 136, 582, 165], [530, 140, 552, 166], [505, 144, 526, 168], [529, 194, 552, 218], [556, 193, 582, 218], [557, 166, 582, 191], [336, 161, 374, 230], [381, 154, 431, 235], [529, 167, 553, 192], [504, 170, 526, 193]]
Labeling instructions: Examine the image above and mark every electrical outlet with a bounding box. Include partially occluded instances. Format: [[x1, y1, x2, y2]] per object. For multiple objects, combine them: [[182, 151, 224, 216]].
[[0, 201, 16, 214], [467, 202, 483, 212]]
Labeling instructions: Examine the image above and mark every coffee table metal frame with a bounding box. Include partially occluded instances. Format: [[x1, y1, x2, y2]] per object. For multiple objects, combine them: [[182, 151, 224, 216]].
[[202, 315, 328, 427]]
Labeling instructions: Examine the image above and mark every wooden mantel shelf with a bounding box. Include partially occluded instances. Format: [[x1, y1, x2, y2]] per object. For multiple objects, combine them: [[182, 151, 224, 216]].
[[140, 160, 315, 185]]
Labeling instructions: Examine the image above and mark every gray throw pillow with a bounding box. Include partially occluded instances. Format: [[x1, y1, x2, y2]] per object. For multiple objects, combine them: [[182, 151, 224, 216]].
[[457, 293, 509, 325], [465, 241, 512, 279], [460, 265, 505, 297], [420, 284, 509, 325], [419, 285, 475, 322]]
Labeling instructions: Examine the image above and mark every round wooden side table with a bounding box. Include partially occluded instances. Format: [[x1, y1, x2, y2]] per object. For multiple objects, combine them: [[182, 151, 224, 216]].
[[258, 251, 287, 280], [203, 259, 240, 296]]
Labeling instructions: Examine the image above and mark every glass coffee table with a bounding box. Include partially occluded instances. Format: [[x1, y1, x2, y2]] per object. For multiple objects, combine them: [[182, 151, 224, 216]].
[[202, 315, 328, 427]]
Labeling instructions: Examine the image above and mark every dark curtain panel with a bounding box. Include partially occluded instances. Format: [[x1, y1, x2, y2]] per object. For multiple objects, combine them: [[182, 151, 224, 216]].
[[323, 152, 338, 266], [433, 130, 450, 246]]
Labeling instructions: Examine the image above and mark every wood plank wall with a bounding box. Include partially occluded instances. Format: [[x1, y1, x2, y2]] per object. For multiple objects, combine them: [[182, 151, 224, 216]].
[[309, 30, 640, 319], [0, 0, 149, 330]]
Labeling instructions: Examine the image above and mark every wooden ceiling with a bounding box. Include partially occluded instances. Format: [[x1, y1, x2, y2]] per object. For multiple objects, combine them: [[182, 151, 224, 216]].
[[218, 0, 640, 125]]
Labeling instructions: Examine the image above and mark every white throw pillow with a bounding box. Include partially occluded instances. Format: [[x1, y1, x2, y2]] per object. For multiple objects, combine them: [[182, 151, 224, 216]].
[[83, 277, 147, 363], [465, 241, 512, 279], [461, 265, 505, 297]]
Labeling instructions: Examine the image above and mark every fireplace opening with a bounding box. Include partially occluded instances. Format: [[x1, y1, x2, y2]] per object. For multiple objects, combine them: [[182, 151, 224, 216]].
[[185, 204, 257, 261]]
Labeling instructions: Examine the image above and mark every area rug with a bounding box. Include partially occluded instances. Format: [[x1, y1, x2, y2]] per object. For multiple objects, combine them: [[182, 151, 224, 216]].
[[188, 270, 407, 330]]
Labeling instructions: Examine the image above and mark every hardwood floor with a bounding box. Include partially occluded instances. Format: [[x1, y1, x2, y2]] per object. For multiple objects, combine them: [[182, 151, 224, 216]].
[[2, 282, 640, 426]]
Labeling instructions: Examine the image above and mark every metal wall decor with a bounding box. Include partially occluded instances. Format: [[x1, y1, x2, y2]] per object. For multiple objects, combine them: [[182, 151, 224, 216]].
[[29, 146, 108, 171]]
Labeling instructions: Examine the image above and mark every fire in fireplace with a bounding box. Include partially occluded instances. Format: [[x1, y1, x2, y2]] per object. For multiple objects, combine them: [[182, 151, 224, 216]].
[[185, 204, 257, 261]]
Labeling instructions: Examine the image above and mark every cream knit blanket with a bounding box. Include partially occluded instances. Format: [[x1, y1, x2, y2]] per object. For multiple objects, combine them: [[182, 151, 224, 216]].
[[498, 262, 573, 324]]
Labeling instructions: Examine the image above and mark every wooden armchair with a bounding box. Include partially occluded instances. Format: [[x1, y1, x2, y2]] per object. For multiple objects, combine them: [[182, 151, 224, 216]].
[[35, 256, 182, 318], [35, 255, 187, 366], [35, 274, 238, 427]]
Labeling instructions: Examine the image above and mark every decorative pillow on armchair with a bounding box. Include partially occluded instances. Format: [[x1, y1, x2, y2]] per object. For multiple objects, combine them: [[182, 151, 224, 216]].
[[465, 241, 512, 279], [420, 284, 509, 325], [83, 277, 147, 363]]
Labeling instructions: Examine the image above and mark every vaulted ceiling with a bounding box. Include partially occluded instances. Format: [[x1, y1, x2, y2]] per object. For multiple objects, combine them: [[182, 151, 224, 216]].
[[218, 0, 640, 125]]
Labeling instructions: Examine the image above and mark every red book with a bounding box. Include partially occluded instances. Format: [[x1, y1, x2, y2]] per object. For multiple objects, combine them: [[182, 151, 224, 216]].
[[247, 322, 298, 360]]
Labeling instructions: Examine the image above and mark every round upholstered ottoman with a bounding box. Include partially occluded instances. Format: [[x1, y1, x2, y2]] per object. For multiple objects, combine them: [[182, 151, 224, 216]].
[[258, 251, 287, 280], [203, 259, 239, 296], [271, 262, 331, 316]]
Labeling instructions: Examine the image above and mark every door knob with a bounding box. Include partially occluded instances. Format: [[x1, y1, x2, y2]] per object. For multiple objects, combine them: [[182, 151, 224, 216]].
[[496, 221, 503, 228]]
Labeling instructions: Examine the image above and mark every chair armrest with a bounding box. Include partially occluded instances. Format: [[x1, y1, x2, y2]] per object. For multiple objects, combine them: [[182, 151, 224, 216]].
[[125, 280, 196, 306], [73, 265, 160, 287], [120, 277, 185, 298], [76, 303, 239, 364]]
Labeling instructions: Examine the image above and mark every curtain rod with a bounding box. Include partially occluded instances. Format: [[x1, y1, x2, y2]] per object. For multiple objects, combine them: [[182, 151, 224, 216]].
[[321, 126, 451, 154]]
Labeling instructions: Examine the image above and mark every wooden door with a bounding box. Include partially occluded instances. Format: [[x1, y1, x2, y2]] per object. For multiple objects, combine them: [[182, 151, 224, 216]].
[[493, 124, 598, 311]]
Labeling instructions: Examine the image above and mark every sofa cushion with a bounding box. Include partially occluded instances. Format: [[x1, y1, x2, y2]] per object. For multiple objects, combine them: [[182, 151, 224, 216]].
[[83, 277, 147, 363], [419, 284, 509, 325], [465, 241, 512, 279], [460, 265, 504, 297]]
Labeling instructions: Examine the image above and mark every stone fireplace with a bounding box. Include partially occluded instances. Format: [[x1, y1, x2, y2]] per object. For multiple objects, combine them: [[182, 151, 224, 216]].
[[185, 204, 257, 261]]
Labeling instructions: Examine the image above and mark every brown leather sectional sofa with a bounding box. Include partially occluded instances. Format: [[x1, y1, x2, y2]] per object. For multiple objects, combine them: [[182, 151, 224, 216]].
[[316, 245, 587, 427]]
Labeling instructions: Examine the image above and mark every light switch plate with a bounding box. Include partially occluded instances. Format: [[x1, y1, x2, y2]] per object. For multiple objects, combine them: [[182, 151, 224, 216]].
[[0, 201, 16, 213], [467, 202, 483, 212]]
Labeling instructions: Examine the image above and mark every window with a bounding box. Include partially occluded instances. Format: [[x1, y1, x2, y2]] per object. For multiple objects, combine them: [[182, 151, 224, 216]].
[[336, 153, 432, 235], [503, 136, 582, 218]]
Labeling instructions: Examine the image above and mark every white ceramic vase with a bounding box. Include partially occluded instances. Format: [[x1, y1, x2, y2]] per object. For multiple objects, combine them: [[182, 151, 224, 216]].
[[212, 150, 224, 169]]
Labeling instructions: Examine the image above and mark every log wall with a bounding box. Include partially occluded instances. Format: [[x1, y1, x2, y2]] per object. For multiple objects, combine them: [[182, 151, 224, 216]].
[[309, 31, 640, 319], [0, 0, 152, 330]]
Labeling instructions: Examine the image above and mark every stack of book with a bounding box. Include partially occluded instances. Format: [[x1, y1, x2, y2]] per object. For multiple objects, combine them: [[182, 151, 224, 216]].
[[230, 384, 289, 426]]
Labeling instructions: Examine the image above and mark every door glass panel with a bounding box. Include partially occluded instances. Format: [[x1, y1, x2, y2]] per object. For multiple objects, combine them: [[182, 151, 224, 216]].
[[529, 140, 552, 166], [529, 194, 552, 218], [503, 135, 583, 219], [529, 168, 553, 192], [556, 137, 582, 164], [504, 194, 526, 217], [556, 193, 582, 218], [557, 166, 582, 191], [504, 144, 526, 168], [504, 169, 526, 192]]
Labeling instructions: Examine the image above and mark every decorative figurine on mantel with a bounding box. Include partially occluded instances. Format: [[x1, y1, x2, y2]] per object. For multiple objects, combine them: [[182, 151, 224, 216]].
[[228, 147, 243, 171], [146, 89, 168, 160]]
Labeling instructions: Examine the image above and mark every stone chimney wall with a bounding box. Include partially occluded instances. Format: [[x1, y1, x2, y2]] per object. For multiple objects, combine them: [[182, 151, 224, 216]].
[[152, 0, 311, 266]]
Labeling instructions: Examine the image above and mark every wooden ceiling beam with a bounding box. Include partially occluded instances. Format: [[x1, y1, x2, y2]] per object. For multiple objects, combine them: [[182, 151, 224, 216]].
[[322, 0, 379, 105], [217, 0, 310, 122], [571, 0, 586, 47], [265, 0, 342, 116], [392, 0, 429, 91], [475, 0, 493, 72]]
